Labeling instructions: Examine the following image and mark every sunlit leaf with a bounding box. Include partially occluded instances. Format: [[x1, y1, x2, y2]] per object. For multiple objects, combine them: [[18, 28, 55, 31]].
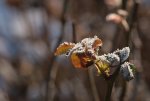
[[71, 52, 94, 68], [55, 42, 75, 56], [92, 38, 103, 49], [71, 53, 82, 68]]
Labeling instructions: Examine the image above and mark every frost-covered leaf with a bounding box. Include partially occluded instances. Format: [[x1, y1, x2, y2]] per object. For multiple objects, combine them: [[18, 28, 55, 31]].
[[104, 53, 120, 66], [120, 62, 135, 81], [92, 36, 103, 49], [55, 42, 75, 56], [68, 36, 102, 68], [114, 47, 130, 63], [81, 36, 102, 49]]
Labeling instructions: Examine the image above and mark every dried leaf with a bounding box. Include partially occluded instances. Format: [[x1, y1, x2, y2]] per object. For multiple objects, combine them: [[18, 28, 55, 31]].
[[71, 52, 94, 68], [55, 42, 75, 56], [92, 38, 103, 49], [71, 53, 82, 68]]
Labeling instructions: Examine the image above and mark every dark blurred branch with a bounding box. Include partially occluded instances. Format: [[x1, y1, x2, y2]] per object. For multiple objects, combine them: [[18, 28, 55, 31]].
[[72, 22, 76, 43], [44, 0, 68, 101], [119, 80, 127, 101], [111, 0, 128, 51], [122, 0, 128, 9], [105, 64, 121, 101], [110, 0, 139, 101], [119, 0, 139, 101], [88, 69, 100, 101], [125, 0, 139, 45]]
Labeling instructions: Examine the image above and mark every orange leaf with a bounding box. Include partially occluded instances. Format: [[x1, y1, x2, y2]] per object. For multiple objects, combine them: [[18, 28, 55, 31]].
[[71, 53, 82, 68], [55, 42, 75, 56], [92, 38, 103, 49], [71, 52, 94, 68]]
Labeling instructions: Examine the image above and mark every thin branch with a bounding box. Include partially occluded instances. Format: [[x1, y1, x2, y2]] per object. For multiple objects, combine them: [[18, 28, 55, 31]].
[[119, 1, 139, 101], [122, 0, 128, 9], [119, 80, 127, 101], [105, 64, 121, 101], [44, 0, 68, 101], [125, 0, 139, 45], [88, 68, 100, 101], [111, 0, 128, 51], [72, 22, 76, 43]]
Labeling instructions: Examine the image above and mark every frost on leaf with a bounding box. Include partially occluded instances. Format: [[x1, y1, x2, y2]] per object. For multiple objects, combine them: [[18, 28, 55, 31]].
[[95, 53, 120, 76], [55, 42, 75, 56], [81, 36, 102, 49], [120, 62, 135, 81], [114, 47, 130, 63], [55, 36, 103, 68], [104, 53, 120, 66], [54, 36, 136, 80]]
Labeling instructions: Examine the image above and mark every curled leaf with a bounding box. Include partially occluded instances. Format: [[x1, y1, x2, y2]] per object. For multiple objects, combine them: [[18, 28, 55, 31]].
[[81, 36, 102, 49], [68, 36, 102, 68], [104, 53, 120, 66], [92, 37, 103, 49], [120, 62, 135, 81], [71, 52, 94, 68], [114, 47, 130, 63], [70, 53, 82, 68], [55, 42, 75, 56]]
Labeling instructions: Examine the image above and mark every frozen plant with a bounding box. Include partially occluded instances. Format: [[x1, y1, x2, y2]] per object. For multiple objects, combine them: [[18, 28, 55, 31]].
[[55, 36, 136, 101]]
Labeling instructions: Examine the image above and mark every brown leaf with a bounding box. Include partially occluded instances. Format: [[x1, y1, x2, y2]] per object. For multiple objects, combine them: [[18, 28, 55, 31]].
[[92, 38, 103, 49], [55, 42, 75, 56], [71, 52, 94, 68], [71, 53, 82, 68]]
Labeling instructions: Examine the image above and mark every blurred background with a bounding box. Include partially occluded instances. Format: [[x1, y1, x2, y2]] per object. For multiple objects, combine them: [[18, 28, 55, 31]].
[[0, 0, 150, 101]]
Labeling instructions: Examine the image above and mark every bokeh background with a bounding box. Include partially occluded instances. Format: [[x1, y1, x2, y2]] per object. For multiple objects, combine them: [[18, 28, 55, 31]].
[[0, 0, 150, 101]]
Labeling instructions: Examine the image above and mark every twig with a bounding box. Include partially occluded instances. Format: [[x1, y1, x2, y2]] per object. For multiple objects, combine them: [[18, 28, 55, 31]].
[[111, 0, 128, 51], [118, 1, 139, 100], [119, 80, 127, 101], [110, 0, 139, 101], [88, 68, 100, 101], [44, 0, 68, 101], [105, 79, 114, 101], [125, 0, 139, 45], [105, 64, 121, 101], [72, 22, 76, 43], [122, 0, 128, 10]]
